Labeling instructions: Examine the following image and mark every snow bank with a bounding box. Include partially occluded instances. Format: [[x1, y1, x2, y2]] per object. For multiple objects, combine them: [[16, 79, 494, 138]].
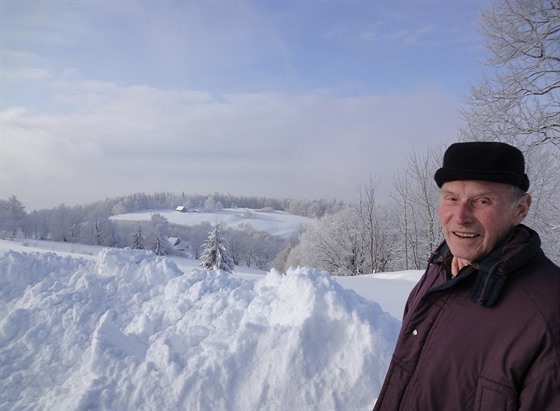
[[0, 248, 399, 410]]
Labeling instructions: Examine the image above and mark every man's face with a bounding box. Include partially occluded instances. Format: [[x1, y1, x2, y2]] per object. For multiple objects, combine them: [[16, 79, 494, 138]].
[[438, 180, 531, 263]]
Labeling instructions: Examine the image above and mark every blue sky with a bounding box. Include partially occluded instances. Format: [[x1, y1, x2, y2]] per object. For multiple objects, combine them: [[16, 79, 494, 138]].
[[1, 0, 490, 210]]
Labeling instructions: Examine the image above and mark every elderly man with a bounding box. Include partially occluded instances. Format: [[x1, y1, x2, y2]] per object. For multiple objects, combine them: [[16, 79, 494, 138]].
[[373, 142, 559, 411]]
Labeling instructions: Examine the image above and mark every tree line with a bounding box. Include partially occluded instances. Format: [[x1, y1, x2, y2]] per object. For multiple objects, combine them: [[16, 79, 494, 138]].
[[3, 136, 556, 274], [0, 193, 338, 271]]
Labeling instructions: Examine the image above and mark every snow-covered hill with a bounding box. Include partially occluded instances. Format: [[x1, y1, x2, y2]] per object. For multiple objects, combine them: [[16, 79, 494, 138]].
[[0, 239, 421, 410], [111, 208, 313, 239]]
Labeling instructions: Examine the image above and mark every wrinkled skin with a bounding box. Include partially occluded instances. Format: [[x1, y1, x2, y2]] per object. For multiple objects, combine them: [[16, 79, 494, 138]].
[[439, 180, 531, 264]]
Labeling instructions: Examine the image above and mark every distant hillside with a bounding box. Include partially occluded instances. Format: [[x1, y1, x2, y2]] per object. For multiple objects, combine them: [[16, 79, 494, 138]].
[[111, 208, 314, 239]]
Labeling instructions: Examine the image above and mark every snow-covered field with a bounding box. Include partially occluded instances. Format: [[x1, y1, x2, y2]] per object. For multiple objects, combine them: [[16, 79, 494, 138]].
[[112, 208, 314, 239], [0, 238, 422, 410]]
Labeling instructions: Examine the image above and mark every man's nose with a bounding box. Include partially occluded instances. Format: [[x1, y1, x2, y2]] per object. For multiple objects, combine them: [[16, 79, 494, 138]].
[[455, 201, 473, 225]]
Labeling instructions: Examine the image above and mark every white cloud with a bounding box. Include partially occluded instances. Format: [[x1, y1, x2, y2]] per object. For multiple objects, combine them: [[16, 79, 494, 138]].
[[0, 0, 487, 211], [1, 80, 459, 210], [2, 68, 52, 81]]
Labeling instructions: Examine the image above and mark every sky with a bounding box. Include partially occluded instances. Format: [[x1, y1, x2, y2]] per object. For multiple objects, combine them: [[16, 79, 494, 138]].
[[1, 0, 491, 211]]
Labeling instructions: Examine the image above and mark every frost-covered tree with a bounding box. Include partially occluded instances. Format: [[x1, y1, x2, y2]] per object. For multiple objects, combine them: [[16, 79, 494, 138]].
[[271, 230, 303, 273], [111, 201, 127, 216], [272, 243, 293, 273], [0, 195, 27, 238], [298, 207, 363, 276], [200, 223, 235, 273], [298, 192, 394, 276], [48, 204, 82, 243], [130, 227, 145, 250], [80, 209, 115, 246], [24, 210, 50, 240], [145, 213, 171, 255], [391, 146, 443, 269], [353, 176, 393, 273], [204, 196, 216, 211], [251, 233, 284, 270], [187, 222, 212, 259], [458, 0, 559, 264], [153, 237, 166, 256], [522, 147, 560, 264], [460, 0, 559, 150], [224, 224, 285, 270]]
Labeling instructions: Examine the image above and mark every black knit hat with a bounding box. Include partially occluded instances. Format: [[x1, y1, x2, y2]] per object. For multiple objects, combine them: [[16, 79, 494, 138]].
[[434, 142, 529, 191]]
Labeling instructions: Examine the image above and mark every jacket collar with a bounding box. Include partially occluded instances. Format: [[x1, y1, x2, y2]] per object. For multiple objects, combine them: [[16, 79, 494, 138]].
[[430, 225, 542, 307]]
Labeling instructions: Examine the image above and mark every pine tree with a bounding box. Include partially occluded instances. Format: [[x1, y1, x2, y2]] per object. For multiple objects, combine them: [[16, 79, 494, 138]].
[[200, 223, 234, 273], [153, 237, 166, 256], [130, 226, 145, 250]]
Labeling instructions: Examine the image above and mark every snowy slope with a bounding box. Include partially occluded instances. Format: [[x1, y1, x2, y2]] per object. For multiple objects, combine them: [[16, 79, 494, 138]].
[[111, 208, 313, 239], [0, 239, 421, 410]]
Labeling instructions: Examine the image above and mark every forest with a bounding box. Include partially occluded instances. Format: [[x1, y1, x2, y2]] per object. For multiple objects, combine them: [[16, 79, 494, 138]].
[[0, 192, 340, 272]]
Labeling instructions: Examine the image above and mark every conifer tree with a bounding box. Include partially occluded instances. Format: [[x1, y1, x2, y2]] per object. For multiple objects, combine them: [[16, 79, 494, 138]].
[[153, 237, 166, 256], [130, 226, 145, 250], [200, 223, 234, 273]]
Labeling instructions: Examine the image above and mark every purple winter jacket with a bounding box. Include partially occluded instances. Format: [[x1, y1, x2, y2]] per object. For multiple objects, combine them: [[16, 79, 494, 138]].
[[373, 225, 560, 411]]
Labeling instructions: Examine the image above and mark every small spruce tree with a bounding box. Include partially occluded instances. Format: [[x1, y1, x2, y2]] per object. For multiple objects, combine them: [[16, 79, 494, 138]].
[[153, 237, 166, 256], [130, 226, 145, 250], [200, 223, 234, 273]]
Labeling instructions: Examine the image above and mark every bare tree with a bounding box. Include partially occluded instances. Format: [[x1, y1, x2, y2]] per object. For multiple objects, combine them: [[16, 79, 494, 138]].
[[353, 176, 393, 273], [391, 173, 413, 270], [460, 0, 559, 150], [391, 146, 443, 269], [80, 210, 115, 246], [458, 0, 559, 265]]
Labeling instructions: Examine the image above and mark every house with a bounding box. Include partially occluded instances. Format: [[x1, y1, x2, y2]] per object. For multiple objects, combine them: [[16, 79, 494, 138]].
[[176, 206, 187, 213]]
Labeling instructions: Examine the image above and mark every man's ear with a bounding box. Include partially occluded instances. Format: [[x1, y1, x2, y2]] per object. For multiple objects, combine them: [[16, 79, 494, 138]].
[[514, 194, 532, 224]]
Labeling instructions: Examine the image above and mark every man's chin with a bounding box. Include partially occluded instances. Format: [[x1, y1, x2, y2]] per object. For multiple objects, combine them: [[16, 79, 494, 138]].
[[447, 245, 482, 262]]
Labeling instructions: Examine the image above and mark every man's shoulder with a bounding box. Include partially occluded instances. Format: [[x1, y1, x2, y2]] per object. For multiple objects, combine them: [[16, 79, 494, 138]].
[[523, 251, 560, 279], [513, 252, 559, 317]]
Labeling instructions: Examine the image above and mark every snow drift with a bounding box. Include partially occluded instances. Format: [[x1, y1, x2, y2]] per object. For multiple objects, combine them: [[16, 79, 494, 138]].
[[0, 248, 400, 410]]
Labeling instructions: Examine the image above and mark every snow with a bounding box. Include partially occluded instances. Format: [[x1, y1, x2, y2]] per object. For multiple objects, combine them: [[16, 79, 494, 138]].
[[111, 208, 314, 239], [0, 239, 422, 410]]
